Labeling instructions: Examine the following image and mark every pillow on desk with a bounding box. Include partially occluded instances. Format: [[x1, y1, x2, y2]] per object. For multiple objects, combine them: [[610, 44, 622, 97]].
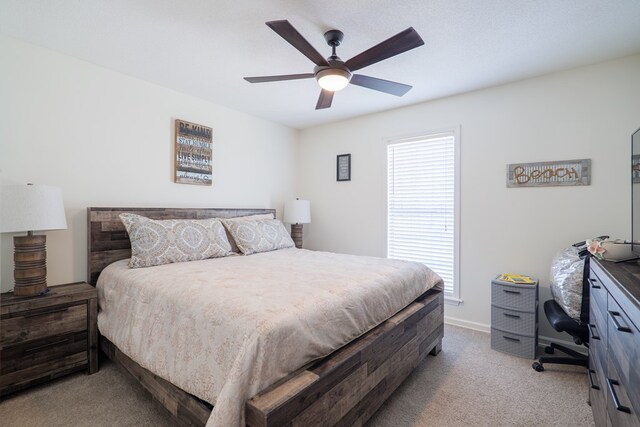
[[119, 213, 233, 268]]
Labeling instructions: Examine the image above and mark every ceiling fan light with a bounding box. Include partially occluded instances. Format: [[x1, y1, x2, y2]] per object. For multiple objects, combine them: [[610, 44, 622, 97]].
[[316, 68, 351, 92]]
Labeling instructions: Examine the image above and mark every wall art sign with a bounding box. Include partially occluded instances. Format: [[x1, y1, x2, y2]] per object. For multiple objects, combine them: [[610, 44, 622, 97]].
[[174, 119, 212, 186], [506, 159, 591, 188], [337, 153, 351, 181]]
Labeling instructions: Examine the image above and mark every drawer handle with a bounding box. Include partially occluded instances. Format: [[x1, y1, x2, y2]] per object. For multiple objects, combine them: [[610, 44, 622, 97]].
[[24, 338, 71, 355], [24, 307, 69, 318], [607, 378, 632, 414], [608, 311, 632, 333], [588, 369, 600, 390], [503, 313, 521, 319], [503, 335, 520, 342], [589, 278, 601, 289], [588, 324, 600, 340], [503, 289, 521, 295]]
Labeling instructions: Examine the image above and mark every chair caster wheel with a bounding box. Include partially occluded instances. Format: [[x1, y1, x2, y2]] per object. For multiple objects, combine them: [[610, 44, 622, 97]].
[[544, 346, 554, 354], [532, 362, 544, 372]]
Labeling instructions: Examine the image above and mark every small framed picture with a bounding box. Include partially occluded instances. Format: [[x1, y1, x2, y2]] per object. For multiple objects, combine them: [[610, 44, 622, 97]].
[[337, 154, 351, 181]]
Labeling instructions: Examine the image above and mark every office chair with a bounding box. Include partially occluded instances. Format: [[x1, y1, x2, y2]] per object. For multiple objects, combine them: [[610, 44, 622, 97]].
[[532, 252, 590, 372]]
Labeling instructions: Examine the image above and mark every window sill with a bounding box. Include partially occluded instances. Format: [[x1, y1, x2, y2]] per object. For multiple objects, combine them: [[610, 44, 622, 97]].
[[444, 296, 463, 306]]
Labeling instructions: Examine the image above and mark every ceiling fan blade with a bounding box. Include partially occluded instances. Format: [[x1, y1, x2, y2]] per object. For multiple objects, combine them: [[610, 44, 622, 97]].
[[244, 73, 314, 83], [345, 27, 424, 72], [315, 89, 334, 110], [266, 20, 330, 67], [350, 74, 412, 96]]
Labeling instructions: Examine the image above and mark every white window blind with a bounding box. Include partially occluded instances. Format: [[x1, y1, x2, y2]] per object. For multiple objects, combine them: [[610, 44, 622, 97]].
[[387, 132, 457, 296]]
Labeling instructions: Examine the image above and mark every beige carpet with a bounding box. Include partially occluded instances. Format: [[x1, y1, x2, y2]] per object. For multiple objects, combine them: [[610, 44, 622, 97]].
[[0, 325, 594, 427]]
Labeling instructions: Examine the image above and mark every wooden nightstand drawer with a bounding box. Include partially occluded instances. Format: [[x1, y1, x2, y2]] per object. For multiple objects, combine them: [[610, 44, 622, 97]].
[[1, 303, 87, 346], [0, 331, 88, 395], [0, 282, 98, 396], [1, 331, 88, 374]]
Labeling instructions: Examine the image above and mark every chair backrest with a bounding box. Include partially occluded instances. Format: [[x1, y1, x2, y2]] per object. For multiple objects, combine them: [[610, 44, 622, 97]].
[[578, 252, 591, 326]]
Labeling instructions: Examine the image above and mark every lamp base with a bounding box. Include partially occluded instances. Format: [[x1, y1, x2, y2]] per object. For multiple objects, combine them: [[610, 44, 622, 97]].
[[13, 234, 48, 297], [290, 224, 303, 249]]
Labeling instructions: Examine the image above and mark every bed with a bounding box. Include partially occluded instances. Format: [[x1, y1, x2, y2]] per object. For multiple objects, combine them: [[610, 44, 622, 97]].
[[88, 207, 444, 427]]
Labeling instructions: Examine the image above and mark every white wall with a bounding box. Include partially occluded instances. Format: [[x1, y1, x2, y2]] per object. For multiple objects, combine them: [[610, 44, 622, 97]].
[[0, 36, 298, 291], [297, 55, 640, 339]]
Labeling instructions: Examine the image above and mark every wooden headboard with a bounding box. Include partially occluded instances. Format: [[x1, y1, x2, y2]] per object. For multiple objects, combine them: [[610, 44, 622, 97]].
[[87, 207, 276, 286]]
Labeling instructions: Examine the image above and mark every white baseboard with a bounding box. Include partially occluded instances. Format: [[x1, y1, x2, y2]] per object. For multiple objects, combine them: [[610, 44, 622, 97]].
[[444, 316, 588, 356], [444, 316, 490, 333]]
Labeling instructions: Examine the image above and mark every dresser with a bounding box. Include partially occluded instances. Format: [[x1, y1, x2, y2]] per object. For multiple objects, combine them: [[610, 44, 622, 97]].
[[0, 282, 98, 396], [490, 276, 539, 359], [589, 259, 640, 427]]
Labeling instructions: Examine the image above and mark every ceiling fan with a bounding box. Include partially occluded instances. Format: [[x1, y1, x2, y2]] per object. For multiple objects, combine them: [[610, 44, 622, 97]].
[[244, 20, 424, 110]]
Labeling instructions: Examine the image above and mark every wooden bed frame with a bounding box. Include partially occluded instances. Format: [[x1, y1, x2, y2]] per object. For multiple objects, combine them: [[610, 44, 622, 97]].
[[87, 207, 444, 427]]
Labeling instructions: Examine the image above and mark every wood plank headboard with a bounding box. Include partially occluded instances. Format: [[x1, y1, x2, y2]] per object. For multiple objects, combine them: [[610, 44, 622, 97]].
[[87, 207, 276, 286]]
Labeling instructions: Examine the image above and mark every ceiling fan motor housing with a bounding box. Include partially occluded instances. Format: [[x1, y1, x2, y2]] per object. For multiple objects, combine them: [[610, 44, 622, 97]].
[[324, 29, 344, 47], [314, 57, 352, 83]]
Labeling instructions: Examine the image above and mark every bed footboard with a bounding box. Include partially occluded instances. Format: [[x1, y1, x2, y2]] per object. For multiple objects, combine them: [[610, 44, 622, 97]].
[[100, 287, 444, 427], [245, 288, 444, 426]]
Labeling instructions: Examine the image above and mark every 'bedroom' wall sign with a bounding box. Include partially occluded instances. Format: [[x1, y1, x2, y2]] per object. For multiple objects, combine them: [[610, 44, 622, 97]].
[[174, 119, 213, 186], [507, 159, 591, 188]]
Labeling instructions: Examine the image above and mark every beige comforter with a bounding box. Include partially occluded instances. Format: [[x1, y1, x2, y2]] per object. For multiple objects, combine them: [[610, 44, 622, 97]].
[[97, 248, 442, 426]]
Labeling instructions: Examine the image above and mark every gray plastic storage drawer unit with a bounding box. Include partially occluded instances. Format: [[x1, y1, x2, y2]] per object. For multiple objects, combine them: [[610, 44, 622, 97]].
[[490, 276, 539, 359]]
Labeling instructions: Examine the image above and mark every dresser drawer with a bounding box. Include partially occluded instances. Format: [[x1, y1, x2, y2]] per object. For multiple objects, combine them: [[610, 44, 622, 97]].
[[1, 303, 87, 346], [491, 282, 537, 311], [491, 305, 536, 335], [590, 356, 607, 427], [606, 356, 640, 427], [590, 327, 608, 382], [607, 294, 640, 418], [590, 270, 609, 335]]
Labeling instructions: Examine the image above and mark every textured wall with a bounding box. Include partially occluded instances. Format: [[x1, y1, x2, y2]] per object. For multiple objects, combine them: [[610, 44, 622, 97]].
[[0, 36, 298, 291], [297, 54, 640, 339]]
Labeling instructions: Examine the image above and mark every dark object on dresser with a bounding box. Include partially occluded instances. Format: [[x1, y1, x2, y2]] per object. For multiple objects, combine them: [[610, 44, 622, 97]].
[[589, 259, 640, 427], [0, 282, 98, 396], [532, 252, 590, 372]]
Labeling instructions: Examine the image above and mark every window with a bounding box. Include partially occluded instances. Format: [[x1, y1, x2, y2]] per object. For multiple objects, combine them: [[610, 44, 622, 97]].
[[387, 128, 460, 301]]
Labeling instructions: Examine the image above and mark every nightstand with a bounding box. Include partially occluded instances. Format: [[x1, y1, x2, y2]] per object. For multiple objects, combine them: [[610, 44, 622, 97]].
[[0, 282, 98, 396]]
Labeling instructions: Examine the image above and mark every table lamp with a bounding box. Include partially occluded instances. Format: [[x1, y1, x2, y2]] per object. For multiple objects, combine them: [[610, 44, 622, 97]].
[[0, 184, 68, 296], [284, 198, 311, 249]]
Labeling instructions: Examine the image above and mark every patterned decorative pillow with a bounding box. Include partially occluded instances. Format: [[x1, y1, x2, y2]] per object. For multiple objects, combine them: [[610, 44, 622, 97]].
[[223, 213, 274, 253], [119, 213, 233, 268], [222, 218, 295, 255]]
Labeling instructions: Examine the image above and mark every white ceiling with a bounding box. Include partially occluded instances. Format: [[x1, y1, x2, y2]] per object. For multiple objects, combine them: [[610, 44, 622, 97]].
[[1, 0, 640, 129]]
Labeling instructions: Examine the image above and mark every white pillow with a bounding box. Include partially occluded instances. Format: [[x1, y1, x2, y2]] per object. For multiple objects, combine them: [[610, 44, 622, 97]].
[[222, 218, 294, 255], [119, 213, 233, 268], [224, 213, 274, 253]]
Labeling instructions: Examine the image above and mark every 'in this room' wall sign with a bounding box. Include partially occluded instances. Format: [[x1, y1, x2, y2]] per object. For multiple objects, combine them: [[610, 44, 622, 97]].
[[507, 159, 591, 187], [174, 119, 213, 185]]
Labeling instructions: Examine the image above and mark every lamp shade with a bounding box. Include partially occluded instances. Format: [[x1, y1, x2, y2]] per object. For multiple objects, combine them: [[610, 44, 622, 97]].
[[284, 199, 311, 224], [0, 184, 68, 233]]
